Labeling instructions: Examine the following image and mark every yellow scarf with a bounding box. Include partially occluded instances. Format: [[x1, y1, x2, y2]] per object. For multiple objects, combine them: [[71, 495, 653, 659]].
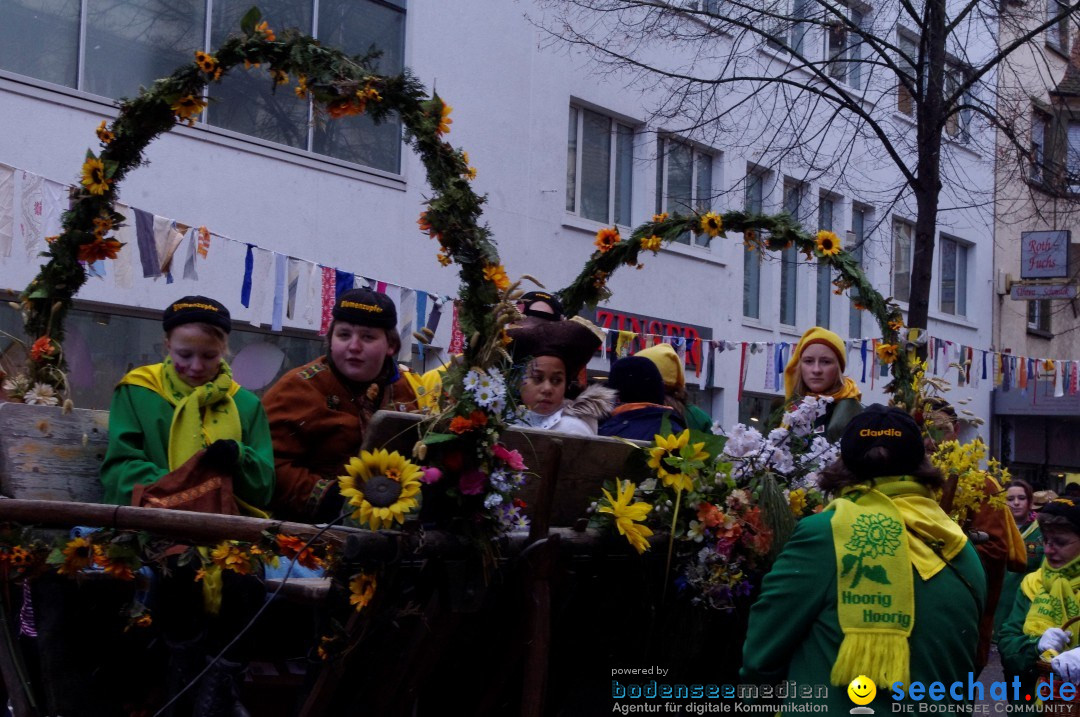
[[1020, 554, 1080, 647], [119, 360, 241, 470], [828, 477, 968, 688]]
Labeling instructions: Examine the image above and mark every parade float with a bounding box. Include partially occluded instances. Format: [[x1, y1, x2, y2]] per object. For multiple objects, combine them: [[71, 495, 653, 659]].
[[0, 7, 996, 715]]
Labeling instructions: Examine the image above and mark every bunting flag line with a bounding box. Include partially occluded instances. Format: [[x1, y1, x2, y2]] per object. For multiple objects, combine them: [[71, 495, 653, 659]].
[[271, 252, 287, 332]]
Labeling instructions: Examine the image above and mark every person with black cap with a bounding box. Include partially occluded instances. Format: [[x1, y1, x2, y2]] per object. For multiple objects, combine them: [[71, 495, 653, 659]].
[[99, 296, 274, 715], [741, 405, 985, 715], [100, 295, 274, 510], [598, 356, 686, 440], [507, 319, 614, 435], [262, 287, 418, 522], [999, 497, 1080, 693], [515, 290, 563, 324]]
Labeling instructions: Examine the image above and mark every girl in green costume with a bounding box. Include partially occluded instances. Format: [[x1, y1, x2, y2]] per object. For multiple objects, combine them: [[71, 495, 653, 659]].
[[741, 405, 985, 714], [995, 480, 1043, 638], [999, 498, 1080, 697]]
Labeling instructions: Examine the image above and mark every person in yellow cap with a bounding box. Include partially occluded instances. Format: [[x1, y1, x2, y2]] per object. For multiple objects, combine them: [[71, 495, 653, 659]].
[[775, 326, 863, 442], [634, 343, 713, 433]]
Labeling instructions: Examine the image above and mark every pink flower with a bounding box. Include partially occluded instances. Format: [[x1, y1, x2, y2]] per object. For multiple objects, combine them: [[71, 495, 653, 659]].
[[420, 467, 443, 484], [459, 469, 488, 496], [492, 444, 526, 471]]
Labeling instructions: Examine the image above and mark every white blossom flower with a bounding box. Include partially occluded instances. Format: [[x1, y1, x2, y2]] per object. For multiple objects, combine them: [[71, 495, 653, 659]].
[[687, 520, 706, 542], [722, 424, 764, 458], [767, 427, 790, 445], [23, 382, 59, 406], [726, 489, 751, 511], [483, 492, 504, 509], [463, 369, 483, 392]]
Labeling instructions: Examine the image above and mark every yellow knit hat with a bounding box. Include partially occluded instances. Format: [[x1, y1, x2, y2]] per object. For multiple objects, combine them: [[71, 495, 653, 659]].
[[635, 343, 685, 391], [783, 326, 847, 399]]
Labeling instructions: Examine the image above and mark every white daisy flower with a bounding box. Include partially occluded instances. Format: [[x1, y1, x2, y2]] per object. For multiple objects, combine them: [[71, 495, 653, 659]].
[[23, 382, 59, 406], [463, 369, 483, 392]]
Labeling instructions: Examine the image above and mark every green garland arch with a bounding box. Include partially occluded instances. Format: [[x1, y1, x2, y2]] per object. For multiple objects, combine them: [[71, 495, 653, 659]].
[[16, 7, 502, 398], [555, 211, 918, 409]]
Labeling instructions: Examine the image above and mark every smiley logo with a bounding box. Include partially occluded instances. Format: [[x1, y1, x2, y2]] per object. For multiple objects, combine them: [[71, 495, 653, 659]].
[[847, 675, 877, 706]]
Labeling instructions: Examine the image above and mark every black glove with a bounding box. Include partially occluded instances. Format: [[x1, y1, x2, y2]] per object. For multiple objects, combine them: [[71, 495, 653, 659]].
[[200, 439, 240, 472]]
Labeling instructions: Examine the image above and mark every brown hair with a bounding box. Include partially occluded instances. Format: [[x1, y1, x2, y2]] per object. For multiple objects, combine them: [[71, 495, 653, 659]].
[[165, 322, 230, 354], [819, 446, 944, 494], [1005, 479, 1033, 503]]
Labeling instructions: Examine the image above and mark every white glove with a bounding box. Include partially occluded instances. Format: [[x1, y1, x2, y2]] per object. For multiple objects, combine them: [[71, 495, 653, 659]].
[[1040, 628, 1073, 654], [1052, 647, 1080, 685]]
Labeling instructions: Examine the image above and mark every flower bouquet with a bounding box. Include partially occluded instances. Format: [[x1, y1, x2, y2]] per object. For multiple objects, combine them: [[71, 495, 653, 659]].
[[592, 396, 840, 611]]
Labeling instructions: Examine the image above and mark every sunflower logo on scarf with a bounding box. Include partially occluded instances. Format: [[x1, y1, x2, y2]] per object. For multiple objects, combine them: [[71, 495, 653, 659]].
[[841, 513, 903, 589]]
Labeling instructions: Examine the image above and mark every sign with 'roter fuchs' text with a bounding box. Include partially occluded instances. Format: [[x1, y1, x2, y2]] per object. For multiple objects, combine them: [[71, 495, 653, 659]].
[[1020, 230, 1070, 279]]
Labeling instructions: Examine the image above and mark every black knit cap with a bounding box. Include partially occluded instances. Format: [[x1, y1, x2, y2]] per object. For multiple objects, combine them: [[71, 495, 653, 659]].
[[839, 404, 926, 479], [333, 288, 397, 329], [608, 356, 665, 405], [518, 291, 563, 321], [1038, 498, 1080, 534], [162, 296, 232, 334]]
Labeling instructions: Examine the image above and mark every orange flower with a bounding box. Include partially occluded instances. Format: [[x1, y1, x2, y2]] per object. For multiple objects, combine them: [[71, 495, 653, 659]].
[[45, 235, 59, 244], [255, 20, 276, 42], [294, 75, 308, 98], [744, 228, 758, 247], [327, 98, 363, 118], [171, 95, 206, 125], [417, 212, 432, 234], [270, 68, 289, 85], [8, 546, 31, 569], [81, 156, 110, 195], [888, 318, 904, 332], [93, 547, 134, 580], [194, 50, 218, 75], [437, 248, 452, 267], [210, 541, 253, 575], [652, 212, 669, 223], [591, 270, 609, 288], [29, 336, 56, 362], [92, 215, 113, 239], [133, 614, 152, 629], [641, 235, 662, 253], [699, 212, 723, 237], [876, 343, 899, 364], [58, 537, 94, 575], [697, 502, 723, 528], [275, 534, 322, 570], [78, 238, 122, 263], [449, 415, 475, 434], [470, 410, 488, 428], [594, 227, 621, 253]]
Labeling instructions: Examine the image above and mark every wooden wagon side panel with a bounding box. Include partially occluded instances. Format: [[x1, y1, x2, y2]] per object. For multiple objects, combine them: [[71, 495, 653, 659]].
[[0, 403, 108, 503]]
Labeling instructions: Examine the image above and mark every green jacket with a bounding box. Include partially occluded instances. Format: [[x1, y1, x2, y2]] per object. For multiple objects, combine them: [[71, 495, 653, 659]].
[[997, 564, 1048, 693], [101, 383, 276, 508], [741, 509, 986, 714], [824, 397, 862, 442], [995, 522, 1043, 640]]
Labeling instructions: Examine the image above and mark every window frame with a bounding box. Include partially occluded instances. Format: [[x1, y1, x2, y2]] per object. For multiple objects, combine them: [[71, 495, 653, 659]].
[[656, 136, 716, 247], [1047, 0, 1070, 55], [566, 104, 636, 228], [938, 235, 969, 318], [848, 204, 870, 337], [892, 218, 914, 304], [816, 193, 840, 329], [944, 63, 974, 142], [1028, 299, 1052, 334], [743, 167, 767, 320], [824, 3, 865, 89], [896, 30, 920, 117], [780, 179, 804, 327]]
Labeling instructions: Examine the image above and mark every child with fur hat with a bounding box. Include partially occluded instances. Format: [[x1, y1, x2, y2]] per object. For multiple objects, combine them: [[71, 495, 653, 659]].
[[998, 497, 1080, 692], [771, 326, 863, 441], [262, 288, 418, 522], [742, 405, 985, 714], [507, 320, 614, 435]]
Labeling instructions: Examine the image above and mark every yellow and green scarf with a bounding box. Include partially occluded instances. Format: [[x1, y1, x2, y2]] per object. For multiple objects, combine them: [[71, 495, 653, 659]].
[[1020, 553, 1080, 648], [119, 359, 241, 470], [828, 477, 968, 688]]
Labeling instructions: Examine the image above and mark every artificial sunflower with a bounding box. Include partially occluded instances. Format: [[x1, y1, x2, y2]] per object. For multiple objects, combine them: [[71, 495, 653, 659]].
[[598, 479, 654, 554], [876, 343, 900, 364], [294, 75, 309, 98], [171, 95, 206, 125], [594, 227, 621, 253], [276, 534, 323, 570], [888, 318, 904, 332], [699, 212, 723, 238], [8, 546, 31, 569], [93, 546, 134, 579], [483, 263, 510, 291], [95, 121, 114, 145], [815, 230, 841, 256], [349, 572, 377, 612], [254, 20, 276, 42], [437, 248, 452, 266], [338, 449, 423, 530], [92, 215, 112, 239], [194, 50, 218, 75], [58, 536, 94, 575], [591, 270, 609, 288], [436, 101, 453, 135], [81, 156, 110, 195], [646, 430, 706, 492], [270, 68, 289, 85], [78, 238, 122, 263], [465, 166, 477, 181], [641, 235, 662, 253], [652, 212, 669, 223]]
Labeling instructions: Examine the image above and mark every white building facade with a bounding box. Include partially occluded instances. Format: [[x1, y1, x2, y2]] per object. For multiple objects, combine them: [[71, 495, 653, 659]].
[[0, 0, 995, 438]]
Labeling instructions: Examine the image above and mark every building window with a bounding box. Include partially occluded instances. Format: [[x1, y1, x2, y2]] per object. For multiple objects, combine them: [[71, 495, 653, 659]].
[[816, 194, 836, 329], [1048, 0, 1069, 54], [0, 0, 407, 174], [744, 169, 766, 319], [944, 65, 973, 142], [1068, 122, 1080, 192], [780, 180, 803, 326], [897, 32, 919, 116], [765, 0, 810, 54], [566, 105, 634, 226], [656, 137, 715, 246], [1032, 110, 1051, 184], [738, 392, 776, 425], [848, 206, 868, 337], [892, 218, 914, 303], [825, 5, 864, 89], [1028, 299, 1052, 333], [939, 236, 969, 317]]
